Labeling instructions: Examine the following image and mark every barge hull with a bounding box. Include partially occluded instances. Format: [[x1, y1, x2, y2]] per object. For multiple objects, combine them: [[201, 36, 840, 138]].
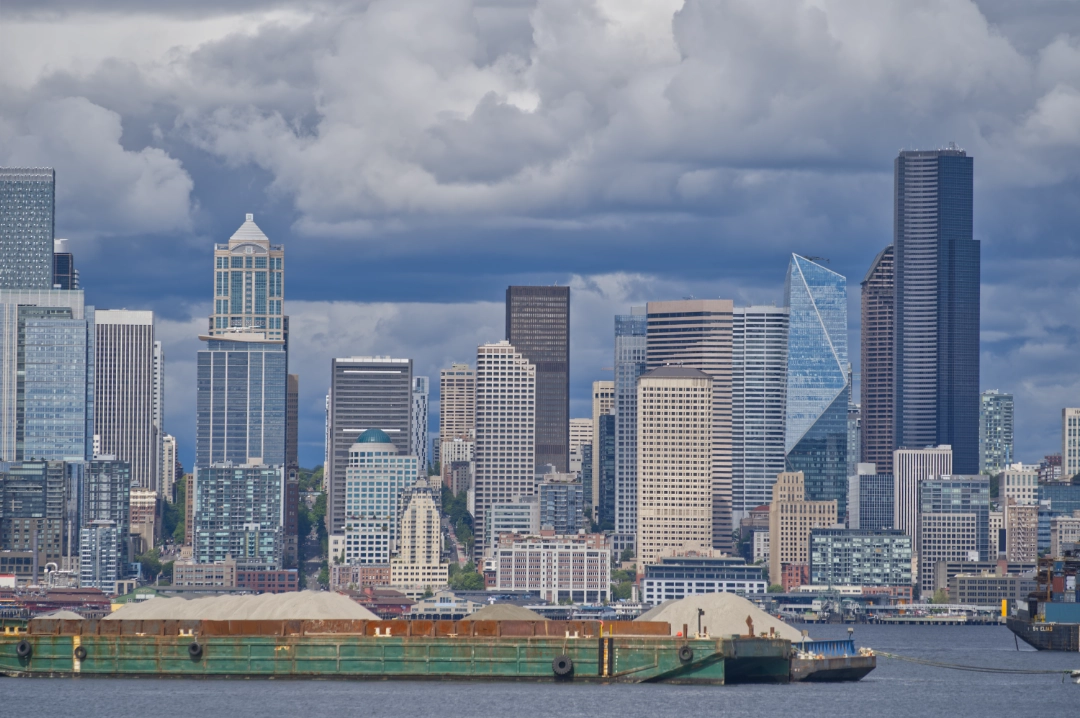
[[1006, 616, 1080, 651]]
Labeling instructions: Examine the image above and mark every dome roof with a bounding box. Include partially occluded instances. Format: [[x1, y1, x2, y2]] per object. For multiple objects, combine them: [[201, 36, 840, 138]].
[[356, 428, 394, 445]]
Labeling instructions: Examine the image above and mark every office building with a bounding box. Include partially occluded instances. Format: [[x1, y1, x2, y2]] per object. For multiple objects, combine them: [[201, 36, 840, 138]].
[[1001, 463, 1038, 505], [390, 477, 448, 592], [491, 532, 610, 604], [847, 401, 860, 480], [809, 529, 912, 587], [596, 413, 615, 528], [411, 376, 429, 474], [209, 213, 285, 341], [484, 497, 540, 553], [83, 459, 132, 568], [894, 147, 980, 475], [768, 471, 838, 585], [286, 374, 299, 469], [989, 509, 1004, 558], [949, 571, 1035, 606], [0, 461, 68, 580], [192, 463, 285, 569], [161, 434, 178, 501], [326, 356, 412, 535], [784, 255, 849, 520], [640, 555, 768, 605], [893, 444, 953, 546], [1064, 408, 1080, 479], [732, 305, 788, 523], [646, 299, 733, 551], [847, 463, 893, 531], [505, 286, 569, 472], [931, 559, 1036, 594], [1040, 477, 1080, 516], [52, 238, 78, 290], [1004, 498, 1038, 563], [1051, 513, 1080, 557], [94, 310, 161, 491], [439, 363, 474, 441], [860, 245, 895, 474], [129, 488, 157, 556], [590, 380, 614, 510], [613, 309, 647, 548], [79, 520, 119, 594], [538, 474, 584, 535], [568, 417, 591, 476], [979, 390, 1013, 474], [918, 475, 990, 593], [473, 341, 535, 559], [1040, 454, 1063, 483], [195, 336, 286, 468], [339, 429, 419, 565], [636, 366, 714, 565], [0, 167, 54, 289]]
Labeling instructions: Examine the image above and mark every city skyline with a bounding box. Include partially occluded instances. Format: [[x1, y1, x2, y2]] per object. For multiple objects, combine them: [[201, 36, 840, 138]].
[[2, 3, 1079, 472]]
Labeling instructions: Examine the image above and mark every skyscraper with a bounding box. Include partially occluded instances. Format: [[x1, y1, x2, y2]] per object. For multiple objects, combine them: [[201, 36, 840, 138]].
[[0, 168, 54, 289], [1064, 408, 1080, 479], [192, 463, 285, 568], [339, 429, 418, 565], [438, 363, 474, 441], [195, 336, 287, 468], [94, 310, 160, 490], [861, 246, 895, 473], [732, 305, 789, 522], [505, 286, 569, 472], [412, 376, 430, 473], [473, 341, 535, 559], [979, 389, 1014, 474], [613, 310, 647, 549], [596, 413, 615, 529], [209, 214, 285, 342], [52, 239, 78, 290], [784, 255, 849, 520], [646, 299, 734, 552], [590, 380, 613, 511], [636, 366, 713, 565], [847, 463, 894, 531], [327, 357, 412, 535], [918, 474, 989, 593], [894, 147, 980, 474], [286, 374, 299, 469], [83, 458, 133, 568], [893, 444, 953, 547]]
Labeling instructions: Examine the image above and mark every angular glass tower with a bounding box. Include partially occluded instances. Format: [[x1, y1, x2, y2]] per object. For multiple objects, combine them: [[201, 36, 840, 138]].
[[613, 310, 646, 545], [784, 254, 849, 519]]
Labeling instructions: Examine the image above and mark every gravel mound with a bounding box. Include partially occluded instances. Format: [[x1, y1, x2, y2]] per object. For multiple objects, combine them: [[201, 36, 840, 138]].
[[636, 592, 803, 641], [105, 591, 378, 621], [464, 604, 546, 621]]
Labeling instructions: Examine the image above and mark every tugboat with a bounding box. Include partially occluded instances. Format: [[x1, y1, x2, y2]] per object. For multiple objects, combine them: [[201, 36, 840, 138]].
[[1007, 554, 1080, 651]]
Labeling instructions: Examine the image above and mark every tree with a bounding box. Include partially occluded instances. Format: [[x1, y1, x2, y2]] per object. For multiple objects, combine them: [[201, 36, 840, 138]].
[[448, 561, 485, 591], [619, 547, 635, 563], [768, 584, 784, 593], [930, 588, 949, 604], [317, 561, 329, 589]]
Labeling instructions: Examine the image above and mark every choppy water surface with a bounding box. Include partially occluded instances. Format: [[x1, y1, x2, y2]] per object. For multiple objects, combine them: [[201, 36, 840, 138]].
[[5, 624, 1079, 718]]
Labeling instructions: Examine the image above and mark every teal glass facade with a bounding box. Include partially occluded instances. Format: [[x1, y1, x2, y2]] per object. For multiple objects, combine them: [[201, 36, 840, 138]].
[[0, 168, 54, 289]]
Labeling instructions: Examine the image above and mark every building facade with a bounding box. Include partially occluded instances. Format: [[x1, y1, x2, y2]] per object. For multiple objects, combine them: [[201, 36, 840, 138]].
[[538, 475, 584, 535], [286, 374, 299, 469], [505, 286, 569, 473], [646, 299, 733, 551], [327, 356, 412, 535], [893, 444, 953, 547], [0, 461, 68, 579], [732, 305, 788, 523], [918, 475, 990, 593], [391, 478, 448, 592], [83, 459, 132, 568], [1004, 498, 1038, 563], [439, 363, 475, 442], [491, 533, 610, 604], [636, 366, 714, 565], [0, 168, 55, 289], [1064, 408, 1080, 479], [52, 239, 78, 291], [979, 390, 1013, 474], [860, 245, 895, 474], [340, 429, 418, 565], [847, 463, 893, 531], [209, 214, 285, 342], [484, 497, 539, 553], [79, 520, 119, 594], [809, 529, 912, 587], [640, 555, 767, 605], [894, 148, 980, 475], [784, 255, 849, 520], [411, 376, 429, 473], [613, 310, 647, 549], [590, 380, 614, 511], [768, 471, 838, 585], [192, 463, 285, 569], [473, 341, 535, 559]]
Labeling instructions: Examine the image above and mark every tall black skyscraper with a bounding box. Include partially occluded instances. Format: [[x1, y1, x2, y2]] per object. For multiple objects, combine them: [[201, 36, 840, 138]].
[[506, 286, 570, 472], [894, 146, 980, 474]]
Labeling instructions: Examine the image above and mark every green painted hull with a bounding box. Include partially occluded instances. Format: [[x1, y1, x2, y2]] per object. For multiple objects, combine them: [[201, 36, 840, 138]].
[[0, 619, 792, 685]]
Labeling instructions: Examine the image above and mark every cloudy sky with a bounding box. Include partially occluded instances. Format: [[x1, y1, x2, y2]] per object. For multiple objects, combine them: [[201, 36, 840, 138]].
[[2, 0, 1079, 469]]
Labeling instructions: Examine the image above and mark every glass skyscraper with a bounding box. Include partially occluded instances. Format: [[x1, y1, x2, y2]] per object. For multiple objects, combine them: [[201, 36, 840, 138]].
[[193, 463, 285, 568], [341, 428, 418, 565], [195, 336, 287, 468], [613, 310, 646, 547], [210, 214, 285, 342], [979, 389, 1014, 474], [0, 168, 55, 289], [784, 254, 849, 519], [894, 147, 980, 474]]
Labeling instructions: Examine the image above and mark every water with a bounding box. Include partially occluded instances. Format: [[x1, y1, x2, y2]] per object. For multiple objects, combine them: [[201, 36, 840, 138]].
[[5, 625, 1078, 717]]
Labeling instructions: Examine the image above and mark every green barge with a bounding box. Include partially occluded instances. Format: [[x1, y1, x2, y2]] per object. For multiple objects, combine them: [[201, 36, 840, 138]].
[[1, 617, 798, 684]]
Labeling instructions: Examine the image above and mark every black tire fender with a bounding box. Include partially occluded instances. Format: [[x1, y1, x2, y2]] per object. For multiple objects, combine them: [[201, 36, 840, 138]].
[[74, 645, 88, 660], [16, 640, 32, 659], [552, 654, 573, 676], [188, 641, 203, 659], [678, 645, 694, 663]]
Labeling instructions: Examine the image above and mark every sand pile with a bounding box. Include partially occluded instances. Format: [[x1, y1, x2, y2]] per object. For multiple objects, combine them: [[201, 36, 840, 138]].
[[34, 610, 85, 620], [105, 591, 378, 621], [636, 592, 803, 641], [464, 604, 546, 621]]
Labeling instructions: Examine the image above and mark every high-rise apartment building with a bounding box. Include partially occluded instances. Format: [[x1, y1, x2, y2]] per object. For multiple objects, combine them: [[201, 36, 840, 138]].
[[326, 356, 412, 535], [1004, 497, 1038, 563], [810, 529, 912, 587], [918, 475, 989, 593], [590, 380, 614, 511], [195, 336, 287, 469], [894, 147, 980, 475], [0, 461, 68, 580], [209, 214, 285, 341], [1063, 408, 1080, 479], [0, 168, 55, 289], [505, 286, 569, 472], [192, 463, 285, 569], [83, 458, 133, 568], [473, 341, 535, 559], [391, 477, 448, 591], [79, 520, 119, 594], [412, 376, 429, 473], [768, 471, 838, 585], [893, 445, 953, 547], [784, 255, 849, 519], [438, 363, 475, 441], [161, 434, 178, 501], [539, 474, 585, 535], [646, 299, 733, 552], [286, 374, 299, 469], [52, 239, 78, 290], [979, 390, 1013, 474], [94, 310, 161, 491], [860, 246, 895, 474], [847, 463, 894, 531], [569, 417, 591, 476], [1001, 463, 1038, 506], [732, 305, 788, 523], [635, 366, 714, 565], [613, 310, 647, 548], [340, 429, 418, 565]]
